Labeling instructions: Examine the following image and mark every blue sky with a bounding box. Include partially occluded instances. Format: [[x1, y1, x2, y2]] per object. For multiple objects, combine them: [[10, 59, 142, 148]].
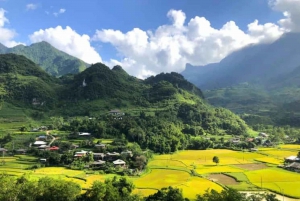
[[0, 0, 297, 78]]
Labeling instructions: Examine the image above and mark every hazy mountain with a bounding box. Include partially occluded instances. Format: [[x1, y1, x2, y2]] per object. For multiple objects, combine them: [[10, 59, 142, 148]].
[[0, 41, 89, 76], [182, 32, 300, 90], [182, 32, 300, 126]]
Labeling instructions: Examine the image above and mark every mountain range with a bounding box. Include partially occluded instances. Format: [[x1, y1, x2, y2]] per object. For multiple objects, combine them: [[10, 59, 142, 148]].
[[0, 53, 249, 136], [182, 32, 300, 126], [0, 41, 89, 76]]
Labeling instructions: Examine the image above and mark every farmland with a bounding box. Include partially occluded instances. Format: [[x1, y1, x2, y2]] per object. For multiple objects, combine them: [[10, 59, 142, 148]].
[[1, 147, 300, 200]]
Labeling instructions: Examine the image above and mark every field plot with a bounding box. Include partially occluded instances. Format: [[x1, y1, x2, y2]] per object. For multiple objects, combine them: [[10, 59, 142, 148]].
[[235, 163, 268, 171], [208, 174, 239, 185], [254, 157, 283, 165], [148, 159, 188, 168], [133, 169, 190, 189], [280, 144, 300, 150], [169, 150, 264, 165], [246, 168, 300, 198], [195, 165, 244, 174], [179, 177, 223, 199], [259, 150, 298, 158]]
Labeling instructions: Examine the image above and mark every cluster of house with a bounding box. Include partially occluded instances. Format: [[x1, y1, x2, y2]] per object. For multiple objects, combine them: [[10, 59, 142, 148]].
[[284, 155, 300, 172], [74, 148, 133, 169], [32, 135, 57, 151], [31, 126, 48, 132], [230, 132, 272, 146]]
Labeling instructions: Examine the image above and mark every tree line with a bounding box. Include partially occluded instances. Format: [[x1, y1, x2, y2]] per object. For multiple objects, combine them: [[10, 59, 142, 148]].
[[0, 174, 280, 201]]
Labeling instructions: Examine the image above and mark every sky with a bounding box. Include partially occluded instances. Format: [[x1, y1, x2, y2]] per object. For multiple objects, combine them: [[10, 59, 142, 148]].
[[0, 0, 300, 78]]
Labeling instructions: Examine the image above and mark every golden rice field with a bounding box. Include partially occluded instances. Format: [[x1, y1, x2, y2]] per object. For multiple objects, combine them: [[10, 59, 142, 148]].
[[280, 144, 300, 150], [1, 147, 300, 199], [246, 168, 300, 198], [259, 150, 298, 158], [195, 165, 244, 174], [254, 157, 284, 165], [132, 169, 223, 200]]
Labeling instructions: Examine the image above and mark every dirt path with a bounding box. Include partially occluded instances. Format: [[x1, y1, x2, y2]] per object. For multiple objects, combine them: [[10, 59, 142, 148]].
[[46, 130, 56, 146]]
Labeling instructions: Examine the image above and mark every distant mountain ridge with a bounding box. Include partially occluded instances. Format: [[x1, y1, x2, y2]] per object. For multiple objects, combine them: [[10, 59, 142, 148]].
[[181, 32, 300, 127], [0, 41, 89, 76], [182, 32, 300, 90]]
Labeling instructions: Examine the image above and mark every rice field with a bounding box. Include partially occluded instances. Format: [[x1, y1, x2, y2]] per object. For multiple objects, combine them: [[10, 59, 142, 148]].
[[1, 147, 300, 199], [246, 168, 300, 198], [279, 144, 300, 150]]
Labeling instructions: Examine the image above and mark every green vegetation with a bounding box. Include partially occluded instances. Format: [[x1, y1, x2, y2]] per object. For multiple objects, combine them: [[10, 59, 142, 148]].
[[0, 54, 250, 153], [1, 41, 88, 76]]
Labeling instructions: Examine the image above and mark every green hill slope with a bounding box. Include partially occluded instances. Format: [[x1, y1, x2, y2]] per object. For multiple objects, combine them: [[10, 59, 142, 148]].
[[0, 54, 60, 109], [0, 41, 89, 76], [0, 54, 249, 139]]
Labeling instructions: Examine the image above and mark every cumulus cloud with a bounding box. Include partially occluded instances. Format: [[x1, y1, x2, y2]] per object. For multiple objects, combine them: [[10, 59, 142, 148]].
[[0, 8, 22, 47], [53, 8, 66, 17], [270, 0, 300, 32], [26, 4, 38, 11], [29, 26, 102, 64], [93, 9, 287, 78]]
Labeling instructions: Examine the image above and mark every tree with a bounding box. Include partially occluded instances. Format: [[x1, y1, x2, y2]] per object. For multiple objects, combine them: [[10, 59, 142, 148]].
[[212, 156, 219, 165], [145, 186, 188, 201]]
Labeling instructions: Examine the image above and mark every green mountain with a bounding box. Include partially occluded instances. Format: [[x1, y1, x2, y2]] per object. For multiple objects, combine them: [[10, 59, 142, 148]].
[[0, 54, 249, 139], [0, 41, 89, 76], [0, 54, 60, 109], [181, 33, 300, 127]]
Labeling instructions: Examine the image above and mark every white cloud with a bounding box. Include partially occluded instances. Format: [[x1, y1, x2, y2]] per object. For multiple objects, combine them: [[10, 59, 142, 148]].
[[53, 8, 66, 17], [29, 26, 102, 64], [93, 9, 287, 79], [270, 0, 300, 32], [0, 8, 22, 47], [26, 4, 38, 11]]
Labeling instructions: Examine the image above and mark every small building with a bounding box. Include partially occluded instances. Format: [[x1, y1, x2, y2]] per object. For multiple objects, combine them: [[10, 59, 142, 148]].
[[31, 128, 39, 132], [285, 156, 300, 163], [34, 141, 47, 146], [78, 132, 91, 136], [71, 144, 79, 149], [230, 138, 240, 144], [38, 145, 50, 150], [106, 152, 120, 160], [40, 158, 47, 163], [95, 143, 106, 149], [0, 148, 7, 152], [285, 162, 300, 172], [109, 109, 125, 116], [113, 159, 126, 167], [90, 160, 106, 168], [38, 135, 47, 141], [259, 132, 269, 138], [93, 153, 105, 160], [49, 146, 59, 151], [39, 126, 48, 131], [74, 150, 88, 157], [247, 138, 254, 142], [121, 150, 133, 157], [16, 149, 27, 154]]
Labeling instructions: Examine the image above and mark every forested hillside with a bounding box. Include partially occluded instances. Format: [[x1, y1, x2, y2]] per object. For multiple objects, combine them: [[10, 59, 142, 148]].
[[0, 41, 89, 76], [0, 53, 250, 153]]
